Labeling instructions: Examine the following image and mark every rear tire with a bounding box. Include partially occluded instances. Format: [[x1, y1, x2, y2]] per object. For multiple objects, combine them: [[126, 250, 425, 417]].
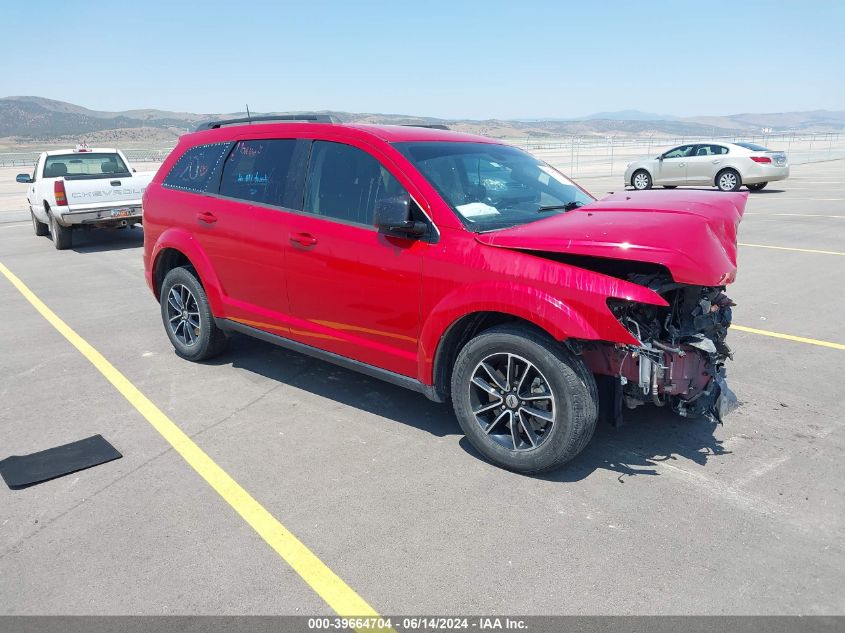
[[49, 213, 72, 249], [450, 324, 598, 474], [747, 182, 768, 191], [160, 266, 227, 361], [632, 170, 652, 190], [31, 211, 49, 236], [716, 168, 742, 192]]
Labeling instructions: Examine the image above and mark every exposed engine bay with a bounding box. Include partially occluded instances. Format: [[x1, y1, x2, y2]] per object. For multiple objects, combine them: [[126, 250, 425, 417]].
[[578, 273, 738, 425]]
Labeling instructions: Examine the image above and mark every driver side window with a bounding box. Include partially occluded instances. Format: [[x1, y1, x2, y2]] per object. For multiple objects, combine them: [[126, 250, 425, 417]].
[[663, 144, 695, 159]]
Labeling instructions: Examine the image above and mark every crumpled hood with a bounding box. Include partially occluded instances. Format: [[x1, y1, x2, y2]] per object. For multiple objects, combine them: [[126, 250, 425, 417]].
[[475, 190, 747, 286]]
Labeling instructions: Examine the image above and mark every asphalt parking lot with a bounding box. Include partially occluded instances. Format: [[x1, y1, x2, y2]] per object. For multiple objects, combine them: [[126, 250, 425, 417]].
[[0, 160, 843, 616]]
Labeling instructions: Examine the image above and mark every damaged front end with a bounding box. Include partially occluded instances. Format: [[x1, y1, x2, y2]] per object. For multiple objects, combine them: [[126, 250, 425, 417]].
[[579, 273, 738, 425]]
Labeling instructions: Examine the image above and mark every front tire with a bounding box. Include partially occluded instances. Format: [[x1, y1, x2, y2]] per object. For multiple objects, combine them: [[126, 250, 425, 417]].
[[632, 170, 652, 190], [450, 324, 598, 474], [747, 182, 768, 191], [160, 266, 227, 361], [31, 211, 49, 236], [49, 213, 72, 249], [716, 169, 742, 192]]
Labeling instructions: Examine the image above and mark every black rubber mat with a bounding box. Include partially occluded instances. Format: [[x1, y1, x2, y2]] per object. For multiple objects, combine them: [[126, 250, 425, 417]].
[[0, 434, 122, 489]]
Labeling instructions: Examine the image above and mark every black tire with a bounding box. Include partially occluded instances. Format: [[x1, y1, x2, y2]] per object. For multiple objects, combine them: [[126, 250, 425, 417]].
[[160, 266, 227, 361], [31, 211, 48, 236], [716, 168, 742, 192], [663, 185, 677, 189], [450, 324, 598, 474], [631, 169, 652, 190], [747, 182, 768, 191], [48, 212, 73, 249]]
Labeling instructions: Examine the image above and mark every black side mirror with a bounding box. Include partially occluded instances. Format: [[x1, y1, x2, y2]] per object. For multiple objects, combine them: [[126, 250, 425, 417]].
[[374, 194, 426, 238], [657, 155, 664, 161], [16, 173, 33, 184]]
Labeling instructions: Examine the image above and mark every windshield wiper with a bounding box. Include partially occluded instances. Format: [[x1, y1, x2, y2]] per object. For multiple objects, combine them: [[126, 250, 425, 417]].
[[537, 201, 584, 213]]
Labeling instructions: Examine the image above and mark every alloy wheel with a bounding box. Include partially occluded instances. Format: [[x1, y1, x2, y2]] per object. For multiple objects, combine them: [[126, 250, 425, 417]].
[[166, 283, 201, 346], [633, 172, 650, 190], [719, 172, 737, 190], [468, 352, 556, 451]]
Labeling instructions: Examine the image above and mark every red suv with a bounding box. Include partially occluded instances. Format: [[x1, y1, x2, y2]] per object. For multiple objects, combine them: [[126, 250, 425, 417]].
[[143, 116, 745, 473]]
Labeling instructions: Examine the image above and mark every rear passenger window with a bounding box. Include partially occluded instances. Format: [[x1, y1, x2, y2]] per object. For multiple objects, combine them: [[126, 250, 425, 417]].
[[219, 140, 302, 208], [164, 143, 230, 193], [304, 141, 407, 226]]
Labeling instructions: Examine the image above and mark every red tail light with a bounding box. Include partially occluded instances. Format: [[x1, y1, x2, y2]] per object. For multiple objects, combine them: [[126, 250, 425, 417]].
[[54, 180, 68, 206], [750, 156, 772, 164]]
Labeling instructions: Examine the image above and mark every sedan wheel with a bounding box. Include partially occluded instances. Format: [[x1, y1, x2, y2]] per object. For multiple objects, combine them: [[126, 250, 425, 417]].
[[632, 170, 652, 190], [717, 169, 741, 192]]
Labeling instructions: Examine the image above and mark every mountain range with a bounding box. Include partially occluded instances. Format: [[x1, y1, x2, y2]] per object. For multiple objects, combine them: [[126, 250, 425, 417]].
[[1, 96, 843, 147]]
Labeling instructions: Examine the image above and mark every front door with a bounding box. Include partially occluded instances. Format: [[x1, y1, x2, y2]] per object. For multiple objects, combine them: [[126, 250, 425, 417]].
[[654, 144, 695, 185], [284, 140, 427, 378]]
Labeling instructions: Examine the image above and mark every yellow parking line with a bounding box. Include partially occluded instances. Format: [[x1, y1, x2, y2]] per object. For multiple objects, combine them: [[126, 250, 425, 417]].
[[738, 243, 845, 256], [0, 261, 383, 621], [732, 325, 845, 351]]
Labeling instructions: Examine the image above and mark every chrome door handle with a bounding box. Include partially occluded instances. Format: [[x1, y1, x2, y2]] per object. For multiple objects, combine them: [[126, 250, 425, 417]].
[[712, 160, 721, 164], [678, 163, 685, 167]]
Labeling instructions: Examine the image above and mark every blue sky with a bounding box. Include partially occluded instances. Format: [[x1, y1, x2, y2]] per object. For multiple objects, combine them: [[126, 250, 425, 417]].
[[3, 0, 843, 119]]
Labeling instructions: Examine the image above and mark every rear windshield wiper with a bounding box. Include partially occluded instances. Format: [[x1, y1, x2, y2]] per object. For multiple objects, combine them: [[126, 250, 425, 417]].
[[537, 201, 584, 213]]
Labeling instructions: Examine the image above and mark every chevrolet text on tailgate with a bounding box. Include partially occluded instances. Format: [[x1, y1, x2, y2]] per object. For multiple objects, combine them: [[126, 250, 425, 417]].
[[142, 116, 744, 473], [16, 146, 154, 249]]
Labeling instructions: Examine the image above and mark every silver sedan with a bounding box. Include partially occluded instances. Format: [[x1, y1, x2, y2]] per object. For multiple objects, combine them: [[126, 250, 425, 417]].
[[624, 141, 789, 192]]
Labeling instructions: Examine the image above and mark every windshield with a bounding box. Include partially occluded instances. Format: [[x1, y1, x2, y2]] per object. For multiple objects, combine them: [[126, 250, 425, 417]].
[[395, 142, 594, 232]]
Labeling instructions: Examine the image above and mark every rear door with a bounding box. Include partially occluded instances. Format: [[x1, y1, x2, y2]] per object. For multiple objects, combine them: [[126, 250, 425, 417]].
[[654, 144, 695, 185], [284, 140, 428, 377], [685, 144, 729, 185], [162, 139, 307, 332]]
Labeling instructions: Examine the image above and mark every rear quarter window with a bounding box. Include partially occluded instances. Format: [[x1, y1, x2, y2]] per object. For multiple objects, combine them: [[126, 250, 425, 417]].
[[163, 142, 230, 193]]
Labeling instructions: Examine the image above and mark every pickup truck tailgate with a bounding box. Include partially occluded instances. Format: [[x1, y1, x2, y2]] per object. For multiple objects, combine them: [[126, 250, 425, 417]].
[[65, 174, 154, 209]]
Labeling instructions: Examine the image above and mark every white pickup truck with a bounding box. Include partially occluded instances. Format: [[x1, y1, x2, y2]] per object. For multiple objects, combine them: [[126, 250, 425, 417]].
[[16, 147, 155, 249]]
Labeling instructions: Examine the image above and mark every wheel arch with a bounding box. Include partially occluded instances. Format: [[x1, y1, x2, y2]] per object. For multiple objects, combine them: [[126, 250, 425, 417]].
[[422, 288, 611, 400], [149, 229, 225, 314], [714, 166, 741, 187], [631, 168, 652, 187]]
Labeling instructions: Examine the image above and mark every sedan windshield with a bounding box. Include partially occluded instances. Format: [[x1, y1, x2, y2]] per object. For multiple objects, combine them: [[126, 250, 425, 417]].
[[394, 142, 594, 232]]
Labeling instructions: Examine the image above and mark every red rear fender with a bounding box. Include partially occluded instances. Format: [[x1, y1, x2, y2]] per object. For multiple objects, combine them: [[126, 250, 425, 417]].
[[150, 228, 226, 315]]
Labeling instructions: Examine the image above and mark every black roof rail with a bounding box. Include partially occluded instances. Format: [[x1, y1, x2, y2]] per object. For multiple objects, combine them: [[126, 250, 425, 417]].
[[400, 123, 450, 130], [196, 114, 337, 131]]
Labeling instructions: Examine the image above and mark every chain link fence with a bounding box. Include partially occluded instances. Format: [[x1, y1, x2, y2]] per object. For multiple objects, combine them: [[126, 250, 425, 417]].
[[0, 148, 175, 168], [1, 133, 843, 179], [507, 132, 845, 179]]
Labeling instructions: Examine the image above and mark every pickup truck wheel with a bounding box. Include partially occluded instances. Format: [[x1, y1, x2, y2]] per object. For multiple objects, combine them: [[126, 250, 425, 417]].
[[160, 266, 227, 361], [49, 213, 72, 249], [451, 324, 598, 474], [31, 211, 49, 236]]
